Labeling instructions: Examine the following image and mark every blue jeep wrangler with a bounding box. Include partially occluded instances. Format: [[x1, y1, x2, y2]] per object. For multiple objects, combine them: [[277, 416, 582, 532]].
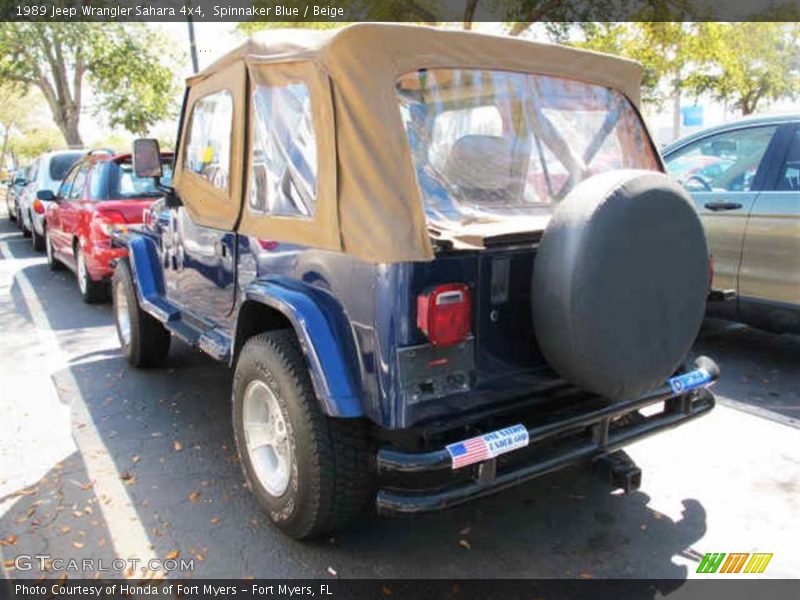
[[113, 25, 718, 539]]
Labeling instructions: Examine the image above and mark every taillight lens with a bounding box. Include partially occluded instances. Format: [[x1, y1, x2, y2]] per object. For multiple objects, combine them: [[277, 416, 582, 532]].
[[32, 199, 45, 214], [92, 210, 128, 237], [417, 284, 471, 346]]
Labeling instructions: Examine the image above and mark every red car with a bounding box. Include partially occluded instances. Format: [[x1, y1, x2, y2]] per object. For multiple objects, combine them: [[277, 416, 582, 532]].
[[43, 150, 173, 302]]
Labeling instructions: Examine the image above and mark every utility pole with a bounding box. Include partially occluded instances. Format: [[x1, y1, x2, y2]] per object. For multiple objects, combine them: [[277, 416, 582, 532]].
[[187, 15, 199, 74]]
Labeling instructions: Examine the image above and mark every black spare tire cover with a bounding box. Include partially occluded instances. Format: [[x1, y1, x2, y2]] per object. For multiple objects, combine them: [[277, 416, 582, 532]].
[[531, 169, 709, 401]]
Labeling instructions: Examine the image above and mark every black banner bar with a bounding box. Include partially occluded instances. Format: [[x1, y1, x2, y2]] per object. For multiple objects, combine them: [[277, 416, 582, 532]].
[[2, 0, 799, 23], [3, 579, 800, 600]]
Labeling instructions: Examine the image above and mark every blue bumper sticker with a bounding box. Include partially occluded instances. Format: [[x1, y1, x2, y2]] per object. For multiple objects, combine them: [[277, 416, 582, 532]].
[[446, 424, 529, 470], [668, 368, 712, 394]]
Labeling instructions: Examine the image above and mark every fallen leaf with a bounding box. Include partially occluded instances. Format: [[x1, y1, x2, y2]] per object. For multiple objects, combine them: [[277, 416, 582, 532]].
[[173, 441, 183, 452], [80, 480, 95, 491], [210, 517, 221, 525], [640, 524, 647, 531], [578, 572, 594, 579], [72, 541, 84, 549], [120, 472, 133, 481], [60, 526, 71, 534], [165, 550, 180, 560], [653, 512, 663, 520], [151, 432, 163, 438], [382, 585, 392, 596], [458, 539, 471, 550], [327, 566, 338, 577], [6, 535, 17, 545], [189, 492, 201, 503], [131, 455, 141, 464], [459, 526, 471, 536], [4, 560, 15, 569]]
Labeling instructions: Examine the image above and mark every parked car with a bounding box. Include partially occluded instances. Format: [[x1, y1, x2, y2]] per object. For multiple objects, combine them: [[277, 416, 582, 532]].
[[112, 25, 718, 539], [663, 115, 800, 333], [42, 150, 173, 303], [5, 166, 30, 221], [17, 150, 83, 249]]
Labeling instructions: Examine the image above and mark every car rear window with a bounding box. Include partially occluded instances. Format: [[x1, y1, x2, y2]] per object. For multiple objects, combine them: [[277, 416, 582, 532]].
[[105, 158, 173, 200], [49, 153, 83, 180]]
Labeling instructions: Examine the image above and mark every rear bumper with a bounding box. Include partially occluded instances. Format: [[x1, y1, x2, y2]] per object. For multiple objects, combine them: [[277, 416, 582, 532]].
[[376, 357, 718, 515], [85, 241, 128, 280]]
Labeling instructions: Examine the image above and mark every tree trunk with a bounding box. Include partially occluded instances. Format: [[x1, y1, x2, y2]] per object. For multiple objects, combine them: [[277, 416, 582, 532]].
[[62, 118, 83, 148], [462, 0, 479, 30]]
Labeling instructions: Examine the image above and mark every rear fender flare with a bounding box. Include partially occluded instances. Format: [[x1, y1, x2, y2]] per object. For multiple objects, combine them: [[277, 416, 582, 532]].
[[239, 280, 363, 418]]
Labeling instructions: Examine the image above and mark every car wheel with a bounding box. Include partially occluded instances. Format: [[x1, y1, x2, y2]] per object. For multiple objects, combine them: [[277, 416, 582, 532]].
[[32, 224, 45, 252], [21, 212, 31, 238], [45, 231, 64, 271], [233, 330, 374, 539], [112, 260, 170, 368], [76, 246, 108, 303]]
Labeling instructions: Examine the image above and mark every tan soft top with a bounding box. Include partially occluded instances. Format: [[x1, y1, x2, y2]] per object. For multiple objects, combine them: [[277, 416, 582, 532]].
[[175, 24, 645, 263]]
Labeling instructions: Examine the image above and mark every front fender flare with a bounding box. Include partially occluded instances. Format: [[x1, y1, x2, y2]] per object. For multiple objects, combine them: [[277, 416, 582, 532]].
[[241, 280, 363, 418]]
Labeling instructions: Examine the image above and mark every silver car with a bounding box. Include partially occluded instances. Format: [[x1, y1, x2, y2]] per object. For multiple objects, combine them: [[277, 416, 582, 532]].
[[17, 150, 83, 250], [663, 115, 800, 333]]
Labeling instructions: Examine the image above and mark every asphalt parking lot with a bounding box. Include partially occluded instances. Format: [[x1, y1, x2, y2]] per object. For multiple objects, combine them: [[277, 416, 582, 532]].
[[0, 214, 798, 582]]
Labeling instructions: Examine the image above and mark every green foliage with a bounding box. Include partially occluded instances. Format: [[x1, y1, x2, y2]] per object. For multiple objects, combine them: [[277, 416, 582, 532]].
[[9, 127, 65, 162], [683, 23, 800, 115], [0, 22, 180, 146]]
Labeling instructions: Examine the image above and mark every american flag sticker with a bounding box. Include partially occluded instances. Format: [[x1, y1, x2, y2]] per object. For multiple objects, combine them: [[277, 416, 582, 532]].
[[446, 424, 530, 470]]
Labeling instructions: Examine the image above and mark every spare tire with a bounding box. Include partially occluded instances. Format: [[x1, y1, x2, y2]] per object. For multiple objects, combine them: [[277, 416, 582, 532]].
[[531, 169, 708, 401]]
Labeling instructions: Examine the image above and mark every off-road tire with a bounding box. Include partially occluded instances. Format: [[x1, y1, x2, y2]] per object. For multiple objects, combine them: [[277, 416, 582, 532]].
[[31, 224, 45, 252], [76, 246, 108, 304], [112, 260, 171, 368], [233, 330, 374, 540]]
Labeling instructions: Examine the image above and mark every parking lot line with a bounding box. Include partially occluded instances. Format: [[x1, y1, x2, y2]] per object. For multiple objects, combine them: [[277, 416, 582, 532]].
[[0, 239, 159, 571]]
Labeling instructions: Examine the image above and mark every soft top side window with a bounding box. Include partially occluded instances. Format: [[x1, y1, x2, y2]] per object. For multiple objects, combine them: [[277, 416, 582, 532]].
[[183, 90, 233, 191], [248, 80, 318, 218]]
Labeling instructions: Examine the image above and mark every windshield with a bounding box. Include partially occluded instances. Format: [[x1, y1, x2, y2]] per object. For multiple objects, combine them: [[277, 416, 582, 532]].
[[107, 159, 173, 199], [49, 152, 83, 181], [396, 69, 659, 226]]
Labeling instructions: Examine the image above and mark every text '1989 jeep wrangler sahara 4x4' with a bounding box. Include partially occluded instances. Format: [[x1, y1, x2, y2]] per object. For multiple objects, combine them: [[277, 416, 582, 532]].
[[113, 24, 719, 540]]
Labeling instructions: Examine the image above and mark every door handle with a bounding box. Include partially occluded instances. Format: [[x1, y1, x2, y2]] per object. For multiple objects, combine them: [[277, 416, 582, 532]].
[[214, 240, 228, 257], [704, 201, 742, 212]]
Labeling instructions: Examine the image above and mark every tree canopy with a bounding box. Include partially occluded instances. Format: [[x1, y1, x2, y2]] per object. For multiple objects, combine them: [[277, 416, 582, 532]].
[[0, 22, 180, 147]]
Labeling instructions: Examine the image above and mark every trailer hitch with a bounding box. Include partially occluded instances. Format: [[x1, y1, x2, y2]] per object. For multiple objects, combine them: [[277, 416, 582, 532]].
[[593, 451, 642, 494]]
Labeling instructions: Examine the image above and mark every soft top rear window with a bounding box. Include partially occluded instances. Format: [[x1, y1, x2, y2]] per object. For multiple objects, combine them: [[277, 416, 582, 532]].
[[49, 153, 83, 181], [396, 69, 659, 227]]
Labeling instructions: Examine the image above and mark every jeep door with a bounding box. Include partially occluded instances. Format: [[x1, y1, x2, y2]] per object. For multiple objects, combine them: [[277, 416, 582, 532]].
[[166, 88, 237, 328]]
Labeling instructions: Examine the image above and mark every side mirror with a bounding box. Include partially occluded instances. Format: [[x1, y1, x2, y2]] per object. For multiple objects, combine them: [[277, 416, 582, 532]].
[[36, 189, 55, 202], [133, 138, 163, 179]]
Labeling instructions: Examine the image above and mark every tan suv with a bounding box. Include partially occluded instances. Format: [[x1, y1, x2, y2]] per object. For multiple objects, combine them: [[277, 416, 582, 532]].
[[664, 115, 800, 333]]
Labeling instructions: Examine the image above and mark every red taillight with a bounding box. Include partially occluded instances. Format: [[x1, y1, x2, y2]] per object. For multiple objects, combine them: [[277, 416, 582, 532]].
[[32, 199, 45, 214], [257, 239, 279, 251], [92, 210, 127, 237], [417, 283, 471, 346]]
